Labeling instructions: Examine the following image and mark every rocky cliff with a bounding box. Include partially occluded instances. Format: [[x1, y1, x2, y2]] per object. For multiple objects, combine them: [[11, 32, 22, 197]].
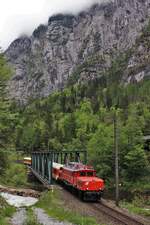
[[5, 0, 150, 103]]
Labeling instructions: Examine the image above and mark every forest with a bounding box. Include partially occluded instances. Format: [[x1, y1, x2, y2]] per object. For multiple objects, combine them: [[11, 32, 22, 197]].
[[0, 48, 150, 194]]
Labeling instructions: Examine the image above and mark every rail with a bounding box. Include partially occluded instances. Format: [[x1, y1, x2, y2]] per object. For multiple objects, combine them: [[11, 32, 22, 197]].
[[91, 200, 149, 225]]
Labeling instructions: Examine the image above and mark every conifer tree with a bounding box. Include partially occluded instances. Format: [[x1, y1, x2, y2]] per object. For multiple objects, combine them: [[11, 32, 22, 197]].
[[0, 51, 16, 174]]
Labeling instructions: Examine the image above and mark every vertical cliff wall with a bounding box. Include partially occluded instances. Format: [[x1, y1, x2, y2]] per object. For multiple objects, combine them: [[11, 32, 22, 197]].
[[6, 0, 150, 103]]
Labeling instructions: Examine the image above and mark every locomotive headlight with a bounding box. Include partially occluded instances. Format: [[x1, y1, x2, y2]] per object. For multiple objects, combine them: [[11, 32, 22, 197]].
[[85, 182, 89, 186]]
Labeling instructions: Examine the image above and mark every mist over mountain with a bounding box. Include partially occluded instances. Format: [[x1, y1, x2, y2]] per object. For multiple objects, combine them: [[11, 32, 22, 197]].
[[5, 0, 150, 104], [0, 0, 109, 49]]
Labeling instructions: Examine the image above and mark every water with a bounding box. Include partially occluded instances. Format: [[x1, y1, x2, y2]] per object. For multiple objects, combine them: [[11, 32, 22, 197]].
[[0, 192, 73, 225], [0, 192, 38, 207]]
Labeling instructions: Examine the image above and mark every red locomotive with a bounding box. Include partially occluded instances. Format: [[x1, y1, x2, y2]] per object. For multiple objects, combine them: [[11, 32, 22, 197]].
[[52, 162, 104, 201]]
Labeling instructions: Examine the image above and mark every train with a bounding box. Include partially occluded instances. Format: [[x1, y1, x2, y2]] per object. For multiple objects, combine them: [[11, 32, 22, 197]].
[[23, 157, 32, 166], [23, 157, 104, 201], [52, 162, 104, 201]]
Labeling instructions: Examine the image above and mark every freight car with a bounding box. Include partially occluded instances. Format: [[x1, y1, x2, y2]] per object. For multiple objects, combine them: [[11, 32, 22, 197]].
[[52, 162, 104, 201]]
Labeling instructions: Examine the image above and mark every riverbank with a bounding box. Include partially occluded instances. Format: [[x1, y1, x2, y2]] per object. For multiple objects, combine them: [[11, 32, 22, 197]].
[[0, 190, 98, 225], [1, 185, 150, 225], [0, 196, 16, 225], [0, 185, 41, 198]]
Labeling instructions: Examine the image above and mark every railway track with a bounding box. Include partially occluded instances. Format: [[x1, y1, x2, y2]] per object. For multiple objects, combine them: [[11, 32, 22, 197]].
[[60, 185, 149, 225], [92, 200, 148, 225], [28, 166, 149, 225]]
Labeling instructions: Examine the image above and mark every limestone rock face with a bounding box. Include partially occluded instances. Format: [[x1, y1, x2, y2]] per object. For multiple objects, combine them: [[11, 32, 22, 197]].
[[5, 0, 150, 103], [123, 30, 150, 84]]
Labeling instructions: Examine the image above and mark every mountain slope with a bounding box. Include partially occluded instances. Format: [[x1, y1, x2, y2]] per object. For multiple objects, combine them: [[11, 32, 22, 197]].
[[6, 0, 150, 103]]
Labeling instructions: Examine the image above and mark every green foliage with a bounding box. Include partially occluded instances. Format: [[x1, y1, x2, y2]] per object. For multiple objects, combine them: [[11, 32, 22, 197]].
[[3, 163, 27, 187], [0, 53, 11, 148], [0, 196, 16, 225], [0, 150, 8, 175], [15, 79, 150, 191], [0, 152, 28, 187], [0, 53, 19, 174], [121, 195, 150, 217], [36, 190, 99, 225], [124, 145, 149, 180], [24, 208, 42, 225], [10, 42, 149, 193], [88, 123, 114, 179]]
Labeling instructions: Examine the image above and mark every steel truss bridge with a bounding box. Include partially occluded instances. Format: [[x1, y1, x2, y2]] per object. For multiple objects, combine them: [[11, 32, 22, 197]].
[[30, 150, 87, 187]]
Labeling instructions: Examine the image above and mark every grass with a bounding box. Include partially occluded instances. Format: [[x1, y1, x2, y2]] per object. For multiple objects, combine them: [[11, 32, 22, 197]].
[[121, 195, 150, 217], [121, 202, 150, 217], [0, 196, 16, 225], [0, 163, 28, 187], [23, 208, 42, 225], [36, 190, 99, 225], [0, 152, 29, 188]]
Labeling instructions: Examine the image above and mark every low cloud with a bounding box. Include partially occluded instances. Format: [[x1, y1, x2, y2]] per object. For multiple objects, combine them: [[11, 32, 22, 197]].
[[0, 0, 110, 50]]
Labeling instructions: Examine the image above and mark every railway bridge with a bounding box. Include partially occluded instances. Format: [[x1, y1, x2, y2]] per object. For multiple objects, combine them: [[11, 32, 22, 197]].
[[30, 150, 87, 187]]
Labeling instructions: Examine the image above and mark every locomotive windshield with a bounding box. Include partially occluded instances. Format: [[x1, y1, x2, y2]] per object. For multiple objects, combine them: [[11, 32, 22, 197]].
[[87, 171, 94, 176], [80, 171, 86, 176], [80, 171, 94, 176]]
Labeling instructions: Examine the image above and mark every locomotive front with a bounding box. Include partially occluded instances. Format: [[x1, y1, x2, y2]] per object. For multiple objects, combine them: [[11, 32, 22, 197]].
[[52, 162, 105, 201], [76, 167, 104, 201]]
